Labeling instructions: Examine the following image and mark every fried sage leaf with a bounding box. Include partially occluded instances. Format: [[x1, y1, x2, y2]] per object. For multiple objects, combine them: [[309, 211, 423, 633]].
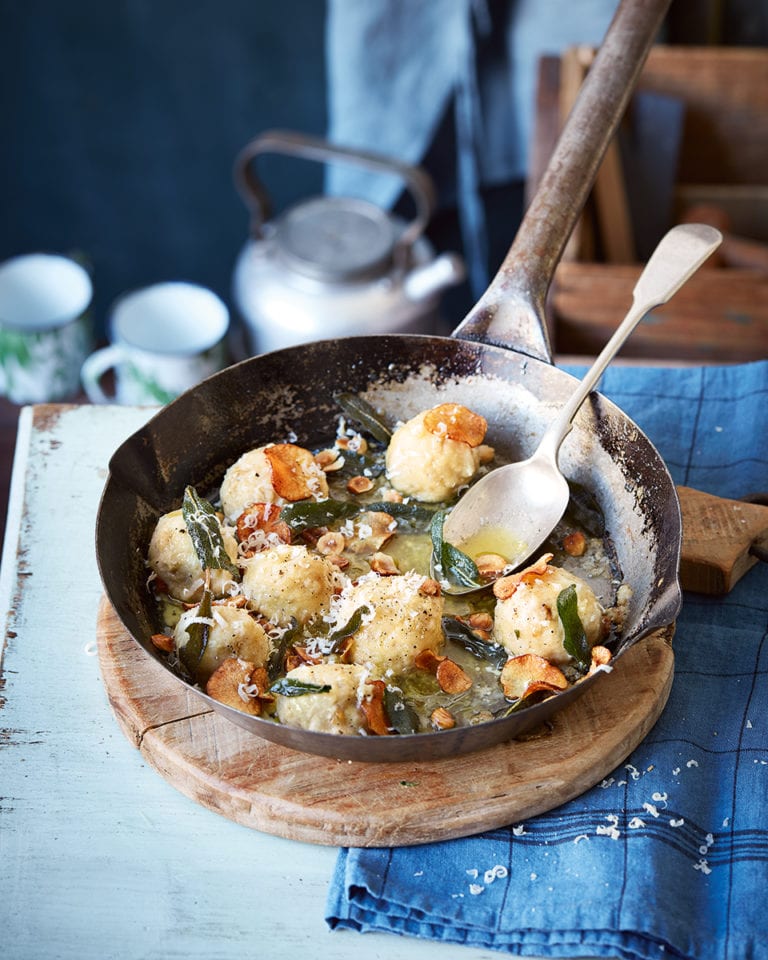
[[366, 501, 436, 524], [326, 605, 372, 656], [494, 694, 537, 718], [335, 392, 392, 443], [430, 510, 483, 589], [182, 486, 240, 580], [384, 686, 420, 735], [441, 616, 508, 670], [280, 496, 435, 536], [266, 617, 302, 683], [333, 450, 387, 480], [279, 498, 360, 533], [269, 678, 332, 696], [557, 583, 590, 670], [179, 587, 213, 679]]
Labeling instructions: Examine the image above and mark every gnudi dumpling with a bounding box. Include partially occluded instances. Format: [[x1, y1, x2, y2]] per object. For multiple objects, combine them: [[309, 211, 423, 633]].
[[493, 562, 604, 667], [174, 603, 270, 683], [274, 663, 370, 735], [220, 443, 328, 521], [241, 543, 336, 625], [385, 404, 494, 502], [148, 509, 239, 603], [332, 572, 444, 676]]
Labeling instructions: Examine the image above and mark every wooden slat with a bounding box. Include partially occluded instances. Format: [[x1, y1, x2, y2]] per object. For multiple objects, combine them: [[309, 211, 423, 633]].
[[526, 56, 562, 207], [675, 185, 768, 244], [558, 46, 595, 262], [559, 45, 636, 265], [593, 131, 636, 263], [636, 47, 768, 186], [531, 47, 768, 196], [678, 486, 768, 595], [552, 263, 768, 362]]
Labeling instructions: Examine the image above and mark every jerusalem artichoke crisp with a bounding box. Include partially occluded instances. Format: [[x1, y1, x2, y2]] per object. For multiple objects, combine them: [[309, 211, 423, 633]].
[[146, 397, 630, 737]]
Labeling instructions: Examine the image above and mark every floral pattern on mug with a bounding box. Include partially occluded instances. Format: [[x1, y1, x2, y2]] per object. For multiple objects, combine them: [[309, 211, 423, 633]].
[[81, 282, 230, 405], [0, 314, 92, 404], [122, 362, 178, 406], [115, 342, 228, 405]]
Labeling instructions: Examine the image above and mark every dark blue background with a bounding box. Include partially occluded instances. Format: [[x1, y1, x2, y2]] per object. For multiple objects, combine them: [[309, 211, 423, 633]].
[[2, 1, 766, 340], [0, 0, 328, 337]]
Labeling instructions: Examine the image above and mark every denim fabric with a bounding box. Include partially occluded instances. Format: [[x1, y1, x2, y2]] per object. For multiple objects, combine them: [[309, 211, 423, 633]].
[[324, 0, 616, 295], [327, 361, 768, 960]]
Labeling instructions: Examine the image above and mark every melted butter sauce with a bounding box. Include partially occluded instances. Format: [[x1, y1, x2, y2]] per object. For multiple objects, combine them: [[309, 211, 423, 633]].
[[457, 526, 527, 565]]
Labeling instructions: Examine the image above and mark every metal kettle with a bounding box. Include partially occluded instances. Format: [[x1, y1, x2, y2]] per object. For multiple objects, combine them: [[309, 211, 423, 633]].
[[232, 130, 465, 354]]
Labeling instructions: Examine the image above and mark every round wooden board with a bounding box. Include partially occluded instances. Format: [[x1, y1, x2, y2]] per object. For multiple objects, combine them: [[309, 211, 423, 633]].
[[97, 598, 674, 847]]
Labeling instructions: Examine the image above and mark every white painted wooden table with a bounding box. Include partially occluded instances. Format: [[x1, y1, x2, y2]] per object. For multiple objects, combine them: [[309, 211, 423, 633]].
[[2, 405, 582, 960]]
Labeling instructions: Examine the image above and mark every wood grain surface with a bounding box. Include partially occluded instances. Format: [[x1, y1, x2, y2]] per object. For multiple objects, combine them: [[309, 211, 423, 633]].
[[552, 263, 768, 362], [97, 598, 675, 847], [678, 485, 768, 594]]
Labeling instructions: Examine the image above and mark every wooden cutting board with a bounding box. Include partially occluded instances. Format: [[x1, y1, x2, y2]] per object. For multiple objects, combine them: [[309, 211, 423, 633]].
[[97, 598, 674, 847]]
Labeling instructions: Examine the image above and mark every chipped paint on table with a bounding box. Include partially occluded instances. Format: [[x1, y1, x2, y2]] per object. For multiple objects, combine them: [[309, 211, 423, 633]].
[[0, 404, 555, 960]]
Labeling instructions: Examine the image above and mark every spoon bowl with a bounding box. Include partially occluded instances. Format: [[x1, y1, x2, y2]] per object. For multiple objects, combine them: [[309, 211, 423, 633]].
[[436, 223, 723, 595], [441, 444, 570, 577]]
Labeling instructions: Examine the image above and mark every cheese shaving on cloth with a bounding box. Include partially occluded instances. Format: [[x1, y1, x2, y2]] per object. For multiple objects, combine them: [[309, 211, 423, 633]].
[[326, 362, 768, 960]]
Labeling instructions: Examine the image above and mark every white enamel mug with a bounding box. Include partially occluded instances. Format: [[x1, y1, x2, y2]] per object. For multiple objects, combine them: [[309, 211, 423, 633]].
[[0, 253, 93, 403], [81, 282, 230, 405]]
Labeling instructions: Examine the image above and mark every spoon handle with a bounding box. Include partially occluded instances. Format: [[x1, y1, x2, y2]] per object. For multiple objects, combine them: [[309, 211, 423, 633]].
[[537, 223, 723, 462]]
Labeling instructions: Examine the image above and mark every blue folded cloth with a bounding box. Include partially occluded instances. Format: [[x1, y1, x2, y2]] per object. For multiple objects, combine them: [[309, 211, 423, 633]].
[[327, 361, 768, 960], [325, 0, 616, 296]]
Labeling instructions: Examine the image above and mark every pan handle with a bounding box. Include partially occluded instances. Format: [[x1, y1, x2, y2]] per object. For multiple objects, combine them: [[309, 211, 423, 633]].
[[453, 0, 671, 363]]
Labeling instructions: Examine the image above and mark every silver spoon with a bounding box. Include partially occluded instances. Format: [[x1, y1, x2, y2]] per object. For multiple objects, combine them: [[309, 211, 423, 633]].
[[435, 222, 723, 595]]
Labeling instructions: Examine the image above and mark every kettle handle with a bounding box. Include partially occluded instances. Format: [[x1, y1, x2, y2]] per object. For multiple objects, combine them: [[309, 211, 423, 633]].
[[233, 129, 436, 269]]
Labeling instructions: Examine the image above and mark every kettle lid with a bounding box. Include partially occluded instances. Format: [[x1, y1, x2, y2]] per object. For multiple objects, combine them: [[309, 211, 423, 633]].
[[275, 196, 397, 282]]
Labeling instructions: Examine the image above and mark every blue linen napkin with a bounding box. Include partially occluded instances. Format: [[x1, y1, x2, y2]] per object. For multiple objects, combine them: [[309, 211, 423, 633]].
[[327, 361, 768, 960]]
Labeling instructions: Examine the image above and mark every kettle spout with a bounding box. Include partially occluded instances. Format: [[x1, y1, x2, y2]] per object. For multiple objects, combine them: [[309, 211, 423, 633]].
[[403, 253, 465, 303]]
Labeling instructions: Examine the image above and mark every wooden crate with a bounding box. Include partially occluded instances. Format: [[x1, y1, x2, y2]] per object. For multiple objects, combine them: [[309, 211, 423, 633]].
[[529, 46, 768, 362], [552, 263, 768, 363]]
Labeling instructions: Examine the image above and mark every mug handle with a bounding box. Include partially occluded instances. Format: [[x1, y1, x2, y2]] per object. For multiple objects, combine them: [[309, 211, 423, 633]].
[[81, 345, 122, 404]]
